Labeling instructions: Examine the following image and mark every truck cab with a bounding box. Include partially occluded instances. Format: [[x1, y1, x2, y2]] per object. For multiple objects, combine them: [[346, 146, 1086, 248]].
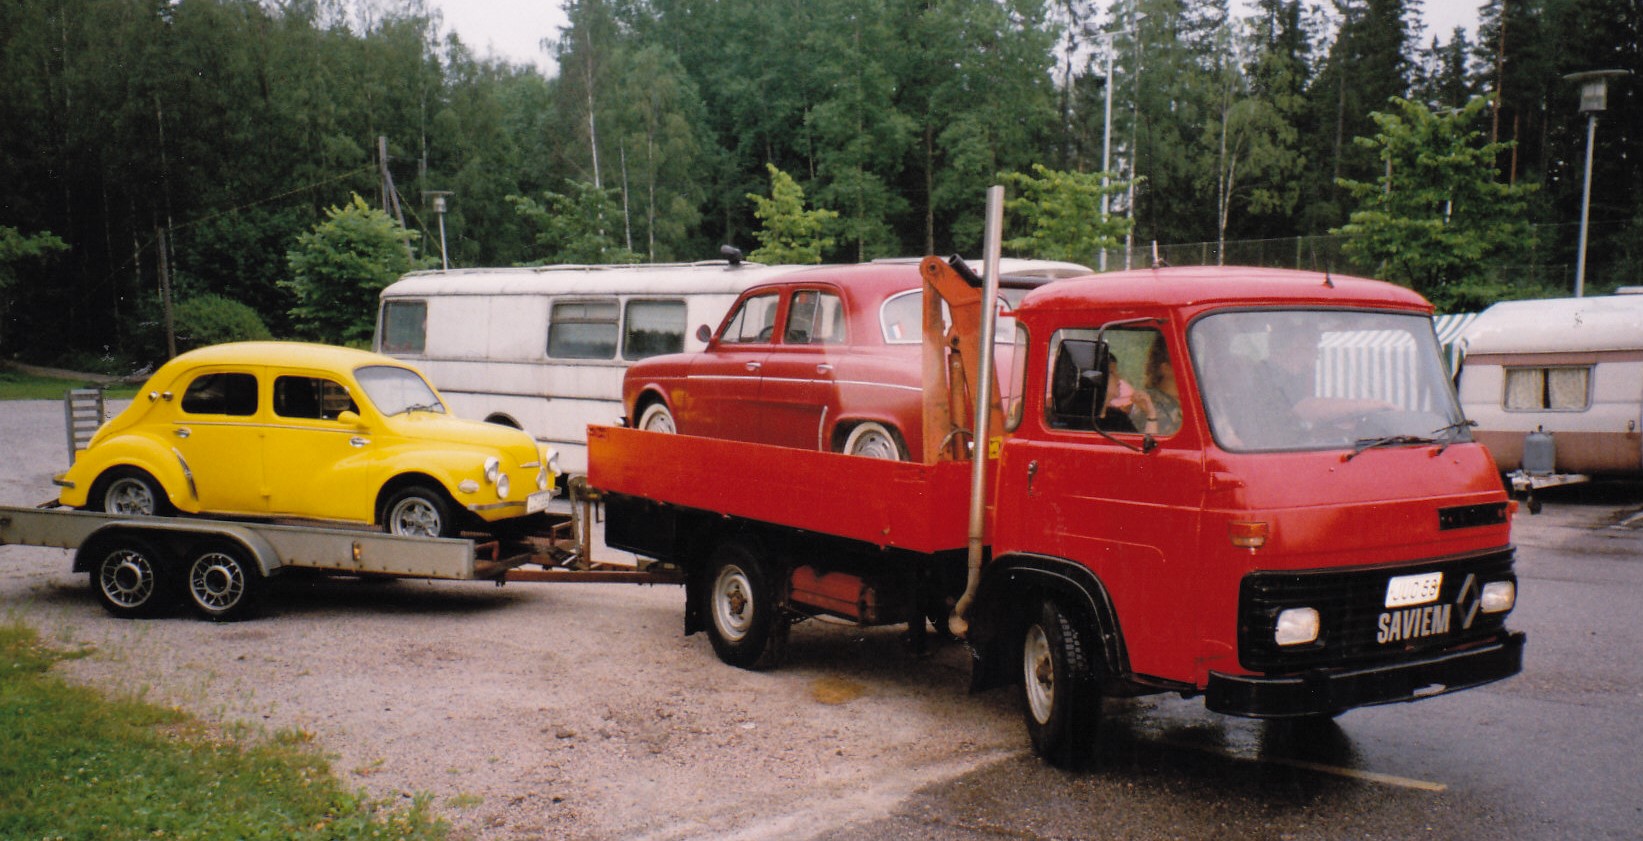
[[973, 267, 1522, 722]]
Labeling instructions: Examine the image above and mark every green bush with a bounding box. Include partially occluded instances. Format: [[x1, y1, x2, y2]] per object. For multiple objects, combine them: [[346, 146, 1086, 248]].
[[174, 294, 272, 351]]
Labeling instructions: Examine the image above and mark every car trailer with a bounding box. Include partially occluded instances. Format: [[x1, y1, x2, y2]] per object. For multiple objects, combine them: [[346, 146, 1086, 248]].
[[0, 482, 682, 622]]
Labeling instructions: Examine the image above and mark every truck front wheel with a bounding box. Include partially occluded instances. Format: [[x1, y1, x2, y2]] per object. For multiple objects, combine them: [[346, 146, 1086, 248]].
[[703, 539, 784, 670], [1021, 598, 1103, 768]]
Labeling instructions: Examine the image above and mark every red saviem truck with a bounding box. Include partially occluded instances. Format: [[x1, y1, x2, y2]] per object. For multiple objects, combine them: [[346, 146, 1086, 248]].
[[589, 254, 1524, 767]]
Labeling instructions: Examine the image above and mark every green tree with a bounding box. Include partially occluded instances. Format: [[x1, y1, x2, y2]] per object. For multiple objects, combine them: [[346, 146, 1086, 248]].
[[283, 196, 421, 346], [1002, 163, 1132, 263], [1334, 97, 1539, 311], [508, 181, 642, 265], [0, 226, 69, 349], [746, 164, 837, 265]]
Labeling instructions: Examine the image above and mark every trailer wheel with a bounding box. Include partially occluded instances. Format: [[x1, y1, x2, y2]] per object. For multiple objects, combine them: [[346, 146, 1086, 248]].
[[382, 484, 457, 538], [184, 540, 262, 621], [1021, 598, 1103, 768], [703, 539, 783, 670], [93, 468, 175, 517], [86, 534, 175, 619]]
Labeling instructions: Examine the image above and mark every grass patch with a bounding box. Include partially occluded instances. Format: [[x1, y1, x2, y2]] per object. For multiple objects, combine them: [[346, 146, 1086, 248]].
[[0, 371, 138, 401], [0, 622, 447, 840]]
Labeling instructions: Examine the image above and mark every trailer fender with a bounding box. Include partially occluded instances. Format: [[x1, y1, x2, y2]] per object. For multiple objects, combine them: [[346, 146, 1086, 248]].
[[72, 520, 284, 578], [966, 553, 1130, 694]]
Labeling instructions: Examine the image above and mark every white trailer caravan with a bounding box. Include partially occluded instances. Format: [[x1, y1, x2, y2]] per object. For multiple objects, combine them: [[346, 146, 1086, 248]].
[[374, 258, 1090, 474], [1457, 295, 1643, 482]]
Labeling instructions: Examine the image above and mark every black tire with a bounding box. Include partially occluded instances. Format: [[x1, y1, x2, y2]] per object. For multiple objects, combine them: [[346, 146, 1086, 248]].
[[1021, 598, 1104, 768], [92, 468, 175, 517], [85, 534, 175, 619], [184, 540, 262, 621], [381, 484, 458, 538], [701, 538, 784, 670]]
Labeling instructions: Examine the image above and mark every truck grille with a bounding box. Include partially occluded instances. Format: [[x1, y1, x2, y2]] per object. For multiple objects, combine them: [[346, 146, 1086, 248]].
[[1237, 549, 1516, 672]]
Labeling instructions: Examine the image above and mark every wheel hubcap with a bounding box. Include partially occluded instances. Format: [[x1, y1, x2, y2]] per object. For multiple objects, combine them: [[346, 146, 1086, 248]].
[[849, 429, 897, 460], [107, 479, 156, 516], [100, 551, 154, 608], [1023, 624, 1055, 724], [190, 552, 244, 610], [713, 565, 753, 642], [389, 498, 441, 537]]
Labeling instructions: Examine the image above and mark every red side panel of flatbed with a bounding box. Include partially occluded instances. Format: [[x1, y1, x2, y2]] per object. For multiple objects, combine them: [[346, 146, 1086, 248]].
[[587, 426, 977, 554]]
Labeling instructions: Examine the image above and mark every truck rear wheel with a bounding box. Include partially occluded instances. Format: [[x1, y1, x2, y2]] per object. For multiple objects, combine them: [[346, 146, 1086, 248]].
[[703, 539, 784, 670], [1021, 598, 1103, 768], [184, 540, 262, 622], [86, 534, 175, 619]]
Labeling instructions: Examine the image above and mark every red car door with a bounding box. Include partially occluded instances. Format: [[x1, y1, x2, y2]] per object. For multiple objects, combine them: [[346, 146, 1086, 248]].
[[683, 290, 781, 442], [756, 288, 844, 450]]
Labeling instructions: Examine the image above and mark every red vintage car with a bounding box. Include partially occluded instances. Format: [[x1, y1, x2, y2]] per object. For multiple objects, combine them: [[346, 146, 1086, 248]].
[[621, 259, 1089, 461]]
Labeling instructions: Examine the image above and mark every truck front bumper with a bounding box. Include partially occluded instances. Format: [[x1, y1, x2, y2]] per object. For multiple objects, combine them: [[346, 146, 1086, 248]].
[[1205, 631, 1526, 718]]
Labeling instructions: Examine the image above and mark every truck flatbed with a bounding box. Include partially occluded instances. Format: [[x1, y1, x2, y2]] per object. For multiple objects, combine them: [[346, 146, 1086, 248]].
[[588, 425, 978, 554]]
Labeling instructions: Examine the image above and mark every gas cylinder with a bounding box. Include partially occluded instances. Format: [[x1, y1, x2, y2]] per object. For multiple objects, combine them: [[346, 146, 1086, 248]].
[[1523, 427, 1556, 476]]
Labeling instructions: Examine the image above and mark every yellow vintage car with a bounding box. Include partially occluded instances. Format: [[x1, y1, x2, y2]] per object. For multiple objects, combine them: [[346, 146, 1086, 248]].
[[55, 342, 557, 538]]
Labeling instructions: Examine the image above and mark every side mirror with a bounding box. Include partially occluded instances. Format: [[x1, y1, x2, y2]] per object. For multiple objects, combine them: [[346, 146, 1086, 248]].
[[696, 324, 713, 343], [336, 409, 364, 429], [1050, 338, 1110, 429]]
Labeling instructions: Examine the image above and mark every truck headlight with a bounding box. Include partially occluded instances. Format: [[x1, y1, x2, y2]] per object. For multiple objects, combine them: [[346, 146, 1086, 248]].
[[483, 456, 501, 485], [1275, 607, 1320, 646], [1480, 580, 1516, 614]]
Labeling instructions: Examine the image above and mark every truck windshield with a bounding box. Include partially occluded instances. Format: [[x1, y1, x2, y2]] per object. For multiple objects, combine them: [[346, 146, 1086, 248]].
[[356, 365, 447, 416], [1188, 310, 1468, 453]]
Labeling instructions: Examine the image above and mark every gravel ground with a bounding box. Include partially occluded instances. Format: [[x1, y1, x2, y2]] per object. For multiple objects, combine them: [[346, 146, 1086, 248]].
[[0, 399, 1025, 840]]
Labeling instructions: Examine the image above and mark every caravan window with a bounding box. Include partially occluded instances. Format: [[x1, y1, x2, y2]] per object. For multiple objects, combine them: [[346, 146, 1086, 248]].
[[623, 299, 687, 360], [1504, 366, 1591, 411], [380, 301, 426, 354], [549, 299, 620, 359]]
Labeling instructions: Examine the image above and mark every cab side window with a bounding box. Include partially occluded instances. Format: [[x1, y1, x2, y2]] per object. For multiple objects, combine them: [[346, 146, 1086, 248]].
[[181, 372, 258, 416], [274, 376, 356, 420], [720, 292, 781, 344]]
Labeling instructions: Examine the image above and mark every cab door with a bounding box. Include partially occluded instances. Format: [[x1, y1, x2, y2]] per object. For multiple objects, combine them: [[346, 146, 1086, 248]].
[[169, 368, 268, 515], [998, 324, 1206, 685], [260, 373, 374, 523]]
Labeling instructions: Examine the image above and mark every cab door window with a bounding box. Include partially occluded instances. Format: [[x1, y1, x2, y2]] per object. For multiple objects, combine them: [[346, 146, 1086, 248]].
[[1046, 327, 1178, 436], [181, 372, 258, 416]]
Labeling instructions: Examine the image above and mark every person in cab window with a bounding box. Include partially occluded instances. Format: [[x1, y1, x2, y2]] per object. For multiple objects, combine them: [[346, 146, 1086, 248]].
[[1130, 335, 1181, 436], [1095, 357, 1143, 434]]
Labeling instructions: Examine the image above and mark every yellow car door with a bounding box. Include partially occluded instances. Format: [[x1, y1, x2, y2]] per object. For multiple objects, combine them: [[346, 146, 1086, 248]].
[[169, 368, 268, 515], [260, 372, 377, 523]]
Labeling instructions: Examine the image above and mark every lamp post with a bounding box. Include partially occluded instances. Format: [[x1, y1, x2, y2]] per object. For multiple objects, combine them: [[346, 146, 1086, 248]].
[[424, 191, 453, 271], [1562, 70, 1628, 297]]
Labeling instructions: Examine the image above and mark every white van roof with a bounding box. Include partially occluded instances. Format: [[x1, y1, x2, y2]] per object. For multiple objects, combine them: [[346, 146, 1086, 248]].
[[381, 257, 1093, 298], [1463, 295, 1643, 356]]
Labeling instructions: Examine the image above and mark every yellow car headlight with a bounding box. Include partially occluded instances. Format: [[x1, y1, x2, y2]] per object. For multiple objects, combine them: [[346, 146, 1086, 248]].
[[483, 456, 501, 485]]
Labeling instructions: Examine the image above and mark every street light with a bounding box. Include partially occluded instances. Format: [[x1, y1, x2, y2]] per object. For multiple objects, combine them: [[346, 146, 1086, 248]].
[[1562, 69, 1628, 297], [423, 191, 453, 271]]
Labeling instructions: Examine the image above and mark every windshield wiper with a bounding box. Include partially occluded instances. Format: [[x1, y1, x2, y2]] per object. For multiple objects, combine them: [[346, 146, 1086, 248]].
[[1345, 434, 1439, 461], [396, 402, 442, 416], [1430, 419, 1478, 455]]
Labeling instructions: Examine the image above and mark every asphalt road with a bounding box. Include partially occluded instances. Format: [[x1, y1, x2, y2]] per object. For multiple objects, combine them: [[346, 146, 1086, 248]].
[[818, 485, 1643, 841]]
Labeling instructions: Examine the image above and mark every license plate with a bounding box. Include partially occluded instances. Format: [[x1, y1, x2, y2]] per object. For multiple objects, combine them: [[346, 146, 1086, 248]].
[[1385, 571, 1443, 608], [526, 490, 552, 514]]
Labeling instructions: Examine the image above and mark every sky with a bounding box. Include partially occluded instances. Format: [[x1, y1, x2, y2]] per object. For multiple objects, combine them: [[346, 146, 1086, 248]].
[[427, 0, 1484, 78]]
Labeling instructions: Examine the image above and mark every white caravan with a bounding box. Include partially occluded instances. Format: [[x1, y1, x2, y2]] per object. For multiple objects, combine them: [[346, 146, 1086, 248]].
[[374, 257, 1090, 475], [1457, 294, 1643, 477]]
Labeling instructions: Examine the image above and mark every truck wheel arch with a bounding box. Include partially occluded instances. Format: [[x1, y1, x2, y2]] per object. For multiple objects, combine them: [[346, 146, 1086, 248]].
[[967, 554, 1130, 694]]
